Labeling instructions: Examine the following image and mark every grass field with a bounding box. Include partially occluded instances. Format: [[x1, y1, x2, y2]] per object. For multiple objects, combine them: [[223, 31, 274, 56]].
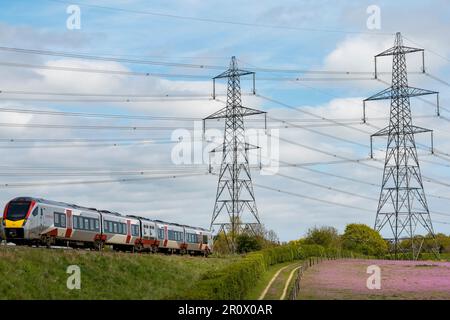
[[297, 259, 450, 300], [0, 245, 237, 299]]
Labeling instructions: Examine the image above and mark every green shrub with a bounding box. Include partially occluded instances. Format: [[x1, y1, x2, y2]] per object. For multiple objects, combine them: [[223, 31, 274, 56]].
[[341, 224, 388, 257]]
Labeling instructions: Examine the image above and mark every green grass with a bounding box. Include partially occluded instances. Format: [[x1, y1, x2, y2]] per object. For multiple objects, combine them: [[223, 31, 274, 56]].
[[0, 246, 237, 299]]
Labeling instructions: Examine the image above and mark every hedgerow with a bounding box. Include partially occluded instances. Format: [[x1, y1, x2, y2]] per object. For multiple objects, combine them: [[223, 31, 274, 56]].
[[178, 243, 355, 300]]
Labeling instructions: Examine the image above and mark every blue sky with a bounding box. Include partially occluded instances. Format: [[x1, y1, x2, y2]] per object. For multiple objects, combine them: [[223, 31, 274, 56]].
[[0, 0, 449, 241]]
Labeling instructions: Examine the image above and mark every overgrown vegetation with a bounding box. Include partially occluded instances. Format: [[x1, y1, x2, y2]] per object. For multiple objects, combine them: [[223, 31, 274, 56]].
[[213, 224, 280, 255]]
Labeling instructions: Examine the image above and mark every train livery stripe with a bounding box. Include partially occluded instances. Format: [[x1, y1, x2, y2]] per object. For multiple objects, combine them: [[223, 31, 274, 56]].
[[3, 202, 9, 220], [163, 225, 168, 247], [126, 220, 131, 244], [65, 209, 73, 238], [25, 200, 36, 220]]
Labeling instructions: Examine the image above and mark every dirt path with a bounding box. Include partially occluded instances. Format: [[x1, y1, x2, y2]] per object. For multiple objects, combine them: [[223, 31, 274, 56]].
[[259, 262, 302, 300]]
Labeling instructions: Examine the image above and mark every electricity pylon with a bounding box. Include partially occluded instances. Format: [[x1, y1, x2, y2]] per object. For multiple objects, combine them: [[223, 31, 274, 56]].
[[203, 56, 266, 253], [364, 32, 440, 259]]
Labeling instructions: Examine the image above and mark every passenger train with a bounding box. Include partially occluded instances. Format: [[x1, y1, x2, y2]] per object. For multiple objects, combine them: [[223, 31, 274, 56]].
[[1, 197, 213, 255]]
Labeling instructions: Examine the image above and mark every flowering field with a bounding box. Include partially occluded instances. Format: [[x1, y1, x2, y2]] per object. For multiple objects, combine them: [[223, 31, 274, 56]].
[[297, 259, 450, 300]]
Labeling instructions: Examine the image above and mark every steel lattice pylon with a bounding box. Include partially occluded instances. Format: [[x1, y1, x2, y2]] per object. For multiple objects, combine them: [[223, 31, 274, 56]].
[[203, 56, 266, 253], [364, 32, 440, 259]]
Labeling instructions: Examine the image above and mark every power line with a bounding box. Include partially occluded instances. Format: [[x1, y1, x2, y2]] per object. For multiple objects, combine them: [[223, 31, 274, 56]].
[[274, 172, 377, 201], [253, 183, 372, 213], [0, 172, 207, 188], [0, 89, 214, 99], [0, 61, 214, 78], [268, 115, 369, 148]]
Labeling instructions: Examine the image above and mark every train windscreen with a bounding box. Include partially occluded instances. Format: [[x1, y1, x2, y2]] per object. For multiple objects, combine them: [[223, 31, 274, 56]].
[[5, 201, 31, 221]]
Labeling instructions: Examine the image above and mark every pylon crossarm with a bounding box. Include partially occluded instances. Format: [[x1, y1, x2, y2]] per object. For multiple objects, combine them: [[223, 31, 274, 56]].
[[375, 46, 423, 57], [364, 86, 438, 101], [371, 126, 390, 137], [203, 106, 228, 120], [407, 125, 432, 135], [213, 69, 254, 79]]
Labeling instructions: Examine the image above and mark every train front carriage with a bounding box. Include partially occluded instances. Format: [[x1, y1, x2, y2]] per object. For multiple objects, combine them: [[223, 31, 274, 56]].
[[2, 198, 40, 244]]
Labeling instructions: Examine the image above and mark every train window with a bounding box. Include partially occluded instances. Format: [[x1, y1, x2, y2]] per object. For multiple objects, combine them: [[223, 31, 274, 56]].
[[131, 225, 139, 236], [186, 233, 196, 243], [32, 207, 38, 217], [95, 219, 99, 231], [73, 216, 79, 229], [54, 212, 66, 228], [113, 222, 118, 234], [103, 220, 110, 233], [158, 228, 164, 239], [203, 235, 208, 244]]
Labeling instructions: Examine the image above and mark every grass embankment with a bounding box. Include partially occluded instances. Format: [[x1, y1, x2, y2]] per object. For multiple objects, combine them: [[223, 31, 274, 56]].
[[0, 246, 237, 299]]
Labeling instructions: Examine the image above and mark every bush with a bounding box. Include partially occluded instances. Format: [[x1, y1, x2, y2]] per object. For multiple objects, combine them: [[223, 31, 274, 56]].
[[304, 226, 340, 248], [341, 224, 388, 257], [236, 234, 264, 253]]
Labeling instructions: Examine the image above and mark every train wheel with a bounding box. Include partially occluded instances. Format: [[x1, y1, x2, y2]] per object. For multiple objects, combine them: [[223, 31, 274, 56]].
[[41, 235, 54, 248], [94, 240, 104, 251]]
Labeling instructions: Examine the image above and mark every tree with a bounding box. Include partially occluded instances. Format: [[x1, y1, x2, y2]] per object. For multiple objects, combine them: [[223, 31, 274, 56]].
[[341, 224, 388, 256], [236, 233, 263, 253], [304, 226, 340, 248], [212, 231, 231, 255]]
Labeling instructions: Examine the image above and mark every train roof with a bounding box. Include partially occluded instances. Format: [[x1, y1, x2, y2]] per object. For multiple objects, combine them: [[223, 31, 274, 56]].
[[9, 197, 211, 232]]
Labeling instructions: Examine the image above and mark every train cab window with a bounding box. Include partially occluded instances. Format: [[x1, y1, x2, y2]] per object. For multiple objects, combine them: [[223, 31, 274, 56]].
[[32, 207, 38, 217]]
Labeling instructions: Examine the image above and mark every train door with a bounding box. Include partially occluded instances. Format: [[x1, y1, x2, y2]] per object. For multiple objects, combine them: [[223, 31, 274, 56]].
[[39, 207, 45, 234], [28, 206, 40, 238]]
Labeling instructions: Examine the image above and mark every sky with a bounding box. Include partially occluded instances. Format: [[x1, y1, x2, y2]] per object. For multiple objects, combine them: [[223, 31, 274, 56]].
[[0, 0, 449, 241]]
